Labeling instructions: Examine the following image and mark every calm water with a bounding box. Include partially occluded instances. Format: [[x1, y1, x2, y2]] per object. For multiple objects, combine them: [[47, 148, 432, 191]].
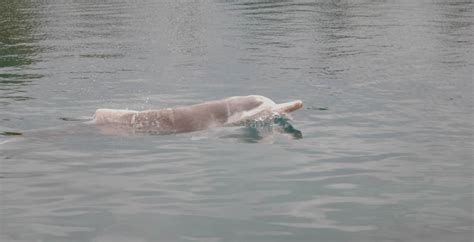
[[1, 0, 473, 241]]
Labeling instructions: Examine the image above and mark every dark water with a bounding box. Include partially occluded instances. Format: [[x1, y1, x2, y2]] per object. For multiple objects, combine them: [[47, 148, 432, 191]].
[[1, 0, 473, 241]]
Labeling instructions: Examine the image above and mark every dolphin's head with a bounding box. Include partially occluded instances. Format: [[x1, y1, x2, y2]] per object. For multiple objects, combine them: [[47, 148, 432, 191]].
[[249, 95, 303, 114], [225, 95, 303, 125]]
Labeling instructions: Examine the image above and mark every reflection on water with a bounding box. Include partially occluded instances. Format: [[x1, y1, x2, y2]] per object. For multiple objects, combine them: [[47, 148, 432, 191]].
[[0, 1, 41, 67], [1, 0, 473, 241], [222, 115, 303, 143], [0, 0, 44, 105]]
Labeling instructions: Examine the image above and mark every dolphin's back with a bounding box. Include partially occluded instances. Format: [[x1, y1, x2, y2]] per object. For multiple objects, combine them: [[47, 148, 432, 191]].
[[93, 95, 300, 134]]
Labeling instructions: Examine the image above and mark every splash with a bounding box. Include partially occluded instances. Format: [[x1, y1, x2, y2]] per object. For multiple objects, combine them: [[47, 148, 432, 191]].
[[240, 113, 303, 139]]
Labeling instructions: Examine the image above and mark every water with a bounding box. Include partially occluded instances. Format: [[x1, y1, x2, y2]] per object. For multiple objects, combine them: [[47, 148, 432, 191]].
[[1, 0, 473, 241]]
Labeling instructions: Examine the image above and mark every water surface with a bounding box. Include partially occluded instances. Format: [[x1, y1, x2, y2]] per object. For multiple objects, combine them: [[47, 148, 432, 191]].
[[1, 0, 473, 241]]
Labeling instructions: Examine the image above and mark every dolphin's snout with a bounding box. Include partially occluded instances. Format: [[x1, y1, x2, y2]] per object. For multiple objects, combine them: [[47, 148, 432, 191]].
[[274, 100, 303, 113]]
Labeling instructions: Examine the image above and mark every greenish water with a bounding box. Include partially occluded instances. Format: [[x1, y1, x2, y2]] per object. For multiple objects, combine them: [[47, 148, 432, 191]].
[[1, 0, 473, 241]]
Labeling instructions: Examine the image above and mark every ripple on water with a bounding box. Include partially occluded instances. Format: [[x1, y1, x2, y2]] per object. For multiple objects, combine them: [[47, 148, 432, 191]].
[[1, 0, 473, 241]]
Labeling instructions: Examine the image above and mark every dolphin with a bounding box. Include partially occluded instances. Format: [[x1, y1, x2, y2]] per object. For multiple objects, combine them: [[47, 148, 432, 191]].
[[94, 95, 303, 134]]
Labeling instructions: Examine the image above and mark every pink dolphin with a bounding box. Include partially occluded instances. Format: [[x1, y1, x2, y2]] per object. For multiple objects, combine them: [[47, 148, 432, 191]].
[[94, 95, 303, 134]]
